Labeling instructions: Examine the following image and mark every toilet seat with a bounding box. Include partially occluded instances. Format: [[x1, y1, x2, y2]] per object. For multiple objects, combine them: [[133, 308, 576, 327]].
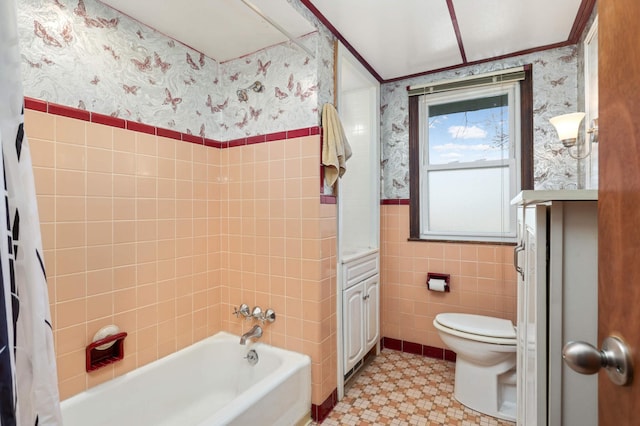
[[433, 313, 517, 420], [434, 313, 516, 345]]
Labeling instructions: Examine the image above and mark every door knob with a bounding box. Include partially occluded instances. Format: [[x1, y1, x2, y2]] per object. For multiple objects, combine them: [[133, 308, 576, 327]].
[[562, 336, 633, 386]]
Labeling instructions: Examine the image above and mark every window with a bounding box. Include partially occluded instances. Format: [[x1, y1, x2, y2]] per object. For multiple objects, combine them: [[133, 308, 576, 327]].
[[409, 67, 533, 243]]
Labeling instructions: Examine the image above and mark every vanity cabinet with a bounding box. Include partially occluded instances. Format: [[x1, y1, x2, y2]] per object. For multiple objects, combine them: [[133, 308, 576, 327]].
[[513, 190, 597, 426], [336, 43, 381, 393], [343, 273, 379, 373]]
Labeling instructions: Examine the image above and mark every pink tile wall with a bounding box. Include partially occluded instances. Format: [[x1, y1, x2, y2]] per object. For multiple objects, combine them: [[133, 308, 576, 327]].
[[28, 102, 517, 409], [217, 137, 337, 405], [380, 205, 517, 349], [28, 106, 336, 406], [28, 109, 221, 399]]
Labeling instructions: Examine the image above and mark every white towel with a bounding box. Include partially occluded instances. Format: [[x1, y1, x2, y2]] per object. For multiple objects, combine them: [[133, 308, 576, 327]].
[[321, 103, 352, 187]]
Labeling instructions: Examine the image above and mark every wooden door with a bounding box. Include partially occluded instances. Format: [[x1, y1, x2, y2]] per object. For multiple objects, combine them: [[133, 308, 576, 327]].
[[598, 0, 640, 424]]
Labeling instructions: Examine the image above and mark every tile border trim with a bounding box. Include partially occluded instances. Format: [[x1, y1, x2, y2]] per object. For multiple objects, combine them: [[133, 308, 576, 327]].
[[320, 195, 337, 204], [311, 388, 338, 423], [24, 97, 320, 149], [381, 336, 456, 362], [381, 199, 410, 205], [24, 97, 336, 202]]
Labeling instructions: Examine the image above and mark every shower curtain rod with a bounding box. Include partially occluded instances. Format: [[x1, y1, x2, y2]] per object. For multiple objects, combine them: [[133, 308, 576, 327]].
[[240, 0, 316, 59]]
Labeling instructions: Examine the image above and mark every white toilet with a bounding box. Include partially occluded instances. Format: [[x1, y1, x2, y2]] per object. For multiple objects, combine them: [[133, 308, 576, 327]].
[[433, 313, 517, 421]]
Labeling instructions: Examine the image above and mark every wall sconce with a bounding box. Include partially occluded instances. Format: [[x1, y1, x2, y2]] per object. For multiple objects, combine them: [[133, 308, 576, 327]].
[[549, 112, 599, 159]]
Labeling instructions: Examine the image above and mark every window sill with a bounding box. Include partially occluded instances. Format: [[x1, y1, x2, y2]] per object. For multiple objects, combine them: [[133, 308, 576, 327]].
[[407, 237, 517, 246]]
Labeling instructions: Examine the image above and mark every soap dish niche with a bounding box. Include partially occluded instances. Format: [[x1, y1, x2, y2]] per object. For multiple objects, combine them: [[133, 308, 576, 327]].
[[86, 325, 127, 372]]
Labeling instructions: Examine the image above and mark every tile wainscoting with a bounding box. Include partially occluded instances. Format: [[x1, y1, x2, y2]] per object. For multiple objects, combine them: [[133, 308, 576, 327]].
[[25, 97, 338, 415]]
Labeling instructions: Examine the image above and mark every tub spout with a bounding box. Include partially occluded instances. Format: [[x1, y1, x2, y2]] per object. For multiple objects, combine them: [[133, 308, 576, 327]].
[[240, 325, 262, 345]]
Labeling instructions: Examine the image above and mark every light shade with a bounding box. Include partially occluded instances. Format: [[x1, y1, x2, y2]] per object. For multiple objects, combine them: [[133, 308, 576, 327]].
[[549, 112, 586, 146]]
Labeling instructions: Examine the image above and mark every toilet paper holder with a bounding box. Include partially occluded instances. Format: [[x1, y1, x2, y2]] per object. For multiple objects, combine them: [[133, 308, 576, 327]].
[[427, 273, 450, 292]]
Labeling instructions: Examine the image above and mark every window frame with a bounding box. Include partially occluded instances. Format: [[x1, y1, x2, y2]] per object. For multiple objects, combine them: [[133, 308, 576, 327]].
[[408, 65, 533, 243]]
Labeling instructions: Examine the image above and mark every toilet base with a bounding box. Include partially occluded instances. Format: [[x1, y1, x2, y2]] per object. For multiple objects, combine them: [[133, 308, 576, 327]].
[[453, 357, 516, 422]]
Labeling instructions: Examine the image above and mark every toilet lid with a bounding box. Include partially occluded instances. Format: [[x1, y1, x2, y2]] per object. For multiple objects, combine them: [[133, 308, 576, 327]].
[[435, 313, 516, 339]]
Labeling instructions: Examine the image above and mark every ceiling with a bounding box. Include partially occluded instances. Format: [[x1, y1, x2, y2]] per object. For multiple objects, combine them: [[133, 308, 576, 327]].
[[99, 0, 316, 63], [100, 0, 596, 82]]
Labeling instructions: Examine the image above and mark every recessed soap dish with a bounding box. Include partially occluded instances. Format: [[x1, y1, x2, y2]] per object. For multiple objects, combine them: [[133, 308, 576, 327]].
[[92, 325, 121, 350], [86, 325, 127, 372]]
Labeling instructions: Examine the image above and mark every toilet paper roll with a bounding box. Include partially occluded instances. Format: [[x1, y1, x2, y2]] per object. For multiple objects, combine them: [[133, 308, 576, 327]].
[[428, 278, 447, 292]]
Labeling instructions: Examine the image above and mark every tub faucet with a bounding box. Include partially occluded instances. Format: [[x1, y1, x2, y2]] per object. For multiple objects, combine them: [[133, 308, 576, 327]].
[[240, 325, 263, 345]]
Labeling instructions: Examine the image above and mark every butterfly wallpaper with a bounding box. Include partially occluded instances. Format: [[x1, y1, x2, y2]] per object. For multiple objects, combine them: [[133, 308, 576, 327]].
[[18, 0, 334, 141], [379, 46, 583, 199], [18, 0, 582, 198]]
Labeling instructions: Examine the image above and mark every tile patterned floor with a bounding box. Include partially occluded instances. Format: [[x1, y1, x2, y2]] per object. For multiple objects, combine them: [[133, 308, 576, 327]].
[[318, 349, 515, 425]]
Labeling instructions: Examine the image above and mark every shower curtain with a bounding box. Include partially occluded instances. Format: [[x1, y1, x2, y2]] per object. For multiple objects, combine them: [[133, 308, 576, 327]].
[[0, 0, 62, 424]]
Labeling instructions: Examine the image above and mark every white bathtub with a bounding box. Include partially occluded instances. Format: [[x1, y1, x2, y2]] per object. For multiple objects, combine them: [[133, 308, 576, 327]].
[[61, 331, 312, 426]]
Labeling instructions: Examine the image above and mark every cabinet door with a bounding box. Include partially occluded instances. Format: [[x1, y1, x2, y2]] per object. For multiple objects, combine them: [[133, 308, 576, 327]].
[[516, 206, 526, 425], [549, 201, 598, 426], [364, 275, 379, 351], [343, 283, 364, 372], [517, 205, 548, 426]]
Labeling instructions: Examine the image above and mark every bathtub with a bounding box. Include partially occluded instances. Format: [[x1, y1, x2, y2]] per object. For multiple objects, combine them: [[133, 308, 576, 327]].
[[61, 331, 312, 426]]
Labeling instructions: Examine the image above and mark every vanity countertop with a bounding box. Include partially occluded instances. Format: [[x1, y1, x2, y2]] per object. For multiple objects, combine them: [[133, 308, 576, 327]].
[[511, 189, 598, 205], [340, 247, 379, 264]]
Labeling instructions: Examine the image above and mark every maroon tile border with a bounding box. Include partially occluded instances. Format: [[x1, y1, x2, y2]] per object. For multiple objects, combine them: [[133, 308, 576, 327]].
[[182, 133, 204, 145], [91, 112, 126, 129], [381, 337, 402, 351], [227, 138, 245, 148], [319, 163, 326, 192], [126, 120, 155, 135], [287, 127, 311, 138], [320, 195, 337, 205], [48, 103, 90, 121], [311, 388, 338, 423], [156, 127, 182, 140], [204, 138, 224, 149], [403, 341, 423, 356], [25, 97, 320, 149], [25, 97, 328, 201], [24, 98, 47, 112], [445, 349, 457, 362], [266, 131, 287, 142], [381, 199, 410, 205], [246, 134, 266, 145], [424, 345, 445, 359], [381, 336, 455, 362]]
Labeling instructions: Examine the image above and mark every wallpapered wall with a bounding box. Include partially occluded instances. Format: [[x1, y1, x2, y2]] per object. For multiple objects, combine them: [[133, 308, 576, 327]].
[[380, 46, 581, 199], [18, 0, 334, 141], [19, 0, 588, 196]]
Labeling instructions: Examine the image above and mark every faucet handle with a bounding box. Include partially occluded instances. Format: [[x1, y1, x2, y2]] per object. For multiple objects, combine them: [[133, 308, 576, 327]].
[[233, 303, 251, 319], [258, 308, 276, 324], [264, 308, 276, 323], [251, 306, 263, 320]]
